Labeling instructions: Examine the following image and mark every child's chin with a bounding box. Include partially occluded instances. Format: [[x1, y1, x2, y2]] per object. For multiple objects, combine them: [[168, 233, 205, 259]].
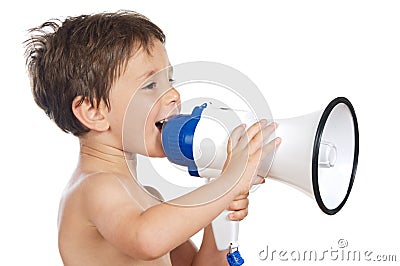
[[147, 149, 166, 158]]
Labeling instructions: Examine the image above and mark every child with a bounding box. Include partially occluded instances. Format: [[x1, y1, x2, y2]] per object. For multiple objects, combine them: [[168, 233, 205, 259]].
[[24, 10, 279, 265]]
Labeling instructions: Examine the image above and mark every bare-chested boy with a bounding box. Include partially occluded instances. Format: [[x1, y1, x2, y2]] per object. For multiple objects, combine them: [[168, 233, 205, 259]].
[[25, 11, 279, 265]]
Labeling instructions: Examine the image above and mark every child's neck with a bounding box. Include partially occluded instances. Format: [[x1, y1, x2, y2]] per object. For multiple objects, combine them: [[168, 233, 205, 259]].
[[77, 140, 137, 178]]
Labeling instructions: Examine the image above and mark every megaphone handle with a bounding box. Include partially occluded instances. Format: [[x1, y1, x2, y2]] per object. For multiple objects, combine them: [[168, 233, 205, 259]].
[[211, 210, 244, 265], [211, 210, 239, 250], [206, 177, 239, 250]]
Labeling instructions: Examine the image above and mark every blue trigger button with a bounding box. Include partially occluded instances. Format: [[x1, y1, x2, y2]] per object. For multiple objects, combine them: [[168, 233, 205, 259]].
[[226, 250, 244, 266]]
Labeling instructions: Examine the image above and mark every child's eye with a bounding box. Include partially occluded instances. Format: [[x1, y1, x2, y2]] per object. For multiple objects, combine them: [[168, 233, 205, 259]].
[[169, 78, 175, 85], [142, 82, 157, 90]]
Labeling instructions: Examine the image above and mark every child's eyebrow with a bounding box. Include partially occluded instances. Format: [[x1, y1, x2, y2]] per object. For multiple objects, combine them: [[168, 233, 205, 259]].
[[138, 65, 174, 82], [138, 70, 156, 81]]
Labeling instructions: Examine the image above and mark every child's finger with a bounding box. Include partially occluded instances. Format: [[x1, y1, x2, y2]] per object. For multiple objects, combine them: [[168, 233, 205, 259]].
[[247, 119, 268, 141], [262, 122, 278, 143], [223, 124, 246, 172], [259, 137, 281, 161], [228, 197, 249, 211], [228, 124, 246, 152], [252, 175, 266, 186], [232, 192, 250, 200], [236, 120, 267, 150], [228, 209, 249, 221], [247, 122, 277, 155]]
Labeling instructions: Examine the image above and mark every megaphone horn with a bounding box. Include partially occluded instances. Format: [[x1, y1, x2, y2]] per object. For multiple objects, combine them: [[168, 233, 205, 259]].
[[261, 97, 359, 215]]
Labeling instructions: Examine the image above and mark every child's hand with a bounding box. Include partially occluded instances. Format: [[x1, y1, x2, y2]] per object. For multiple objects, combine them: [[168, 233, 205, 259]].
[[226, 169, 266, 221], [223, 120, 280, 196], [227, 192, 250, 221]]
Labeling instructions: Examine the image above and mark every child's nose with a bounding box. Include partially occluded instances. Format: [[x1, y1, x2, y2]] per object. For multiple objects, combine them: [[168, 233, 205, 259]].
[[162, 88, 180, 105]]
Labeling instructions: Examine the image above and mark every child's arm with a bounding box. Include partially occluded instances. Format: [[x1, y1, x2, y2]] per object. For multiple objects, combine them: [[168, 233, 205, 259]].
[[191, 191, 254, 266], [170, 191, 254, 265], [192, 225, 228, 265], [84, 121, 277, 260]]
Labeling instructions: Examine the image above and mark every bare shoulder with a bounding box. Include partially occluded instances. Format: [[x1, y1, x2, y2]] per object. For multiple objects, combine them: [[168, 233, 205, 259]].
[[58, 172, 143, 254], [59, 172, 133, 222], [68, 172, 142, 213], [62, 172, 128, 203], [58, 172, 172, 265], [59, 171, 145, 227]]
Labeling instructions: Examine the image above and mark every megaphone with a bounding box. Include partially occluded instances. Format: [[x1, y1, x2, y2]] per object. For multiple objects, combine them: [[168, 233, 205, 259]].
[[161, 97, 359, 265]]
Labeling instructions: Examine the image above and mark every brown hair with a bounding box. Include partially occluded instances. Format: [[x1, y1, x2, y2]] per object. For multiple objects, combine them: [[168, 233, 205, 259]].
[[24, 10, 165, 136]]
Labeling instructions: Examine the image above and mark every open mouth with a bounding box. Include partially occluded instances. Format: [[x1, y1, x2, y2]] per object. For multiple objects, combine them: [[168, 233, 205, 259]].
[[155, 118, 169, 132]]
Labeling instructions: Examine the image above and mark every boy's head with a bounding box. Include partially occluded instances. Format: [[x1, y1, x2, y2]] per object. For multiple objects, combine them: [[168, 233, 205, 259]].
[[25, 10, 166, 137]]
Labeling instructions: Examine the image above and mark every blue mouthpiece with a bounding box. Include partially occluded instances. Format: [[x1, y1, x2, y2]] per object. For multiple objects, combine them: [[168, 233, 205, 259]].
[[161, 103, 207, 176]]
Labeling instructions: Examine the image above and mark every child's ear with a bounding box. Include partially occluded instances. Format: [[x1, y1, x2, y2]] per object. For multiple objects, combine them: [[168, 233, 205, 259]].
[[72, 96, 110, 132]]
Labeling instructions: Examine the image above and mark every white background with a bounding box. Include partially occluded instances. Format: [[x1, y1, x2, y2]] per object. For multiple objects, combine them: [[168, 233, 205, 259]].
[[1, 1, 399, 265]]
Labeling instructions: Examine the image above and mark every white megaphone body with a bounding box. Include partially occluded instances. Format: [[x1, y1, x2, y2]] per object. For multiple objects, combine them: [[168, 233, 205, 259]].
[[161, 97, 359, 266]]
